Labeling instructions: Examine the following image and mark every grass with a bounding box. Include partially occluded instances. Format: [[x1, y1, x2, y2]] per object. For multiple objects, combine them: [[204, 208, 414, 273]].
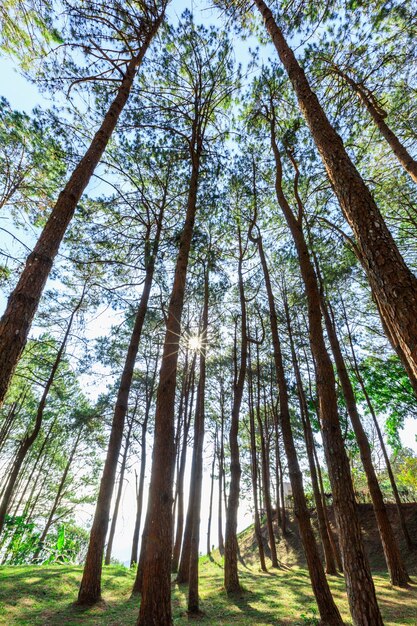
[[0, 557, 416, 625]]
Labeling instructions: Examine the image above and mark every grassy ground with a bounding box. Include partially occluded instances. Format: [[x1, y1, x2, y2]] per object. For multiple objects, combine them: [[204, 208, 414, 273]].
[[1, 556, 416, 625]]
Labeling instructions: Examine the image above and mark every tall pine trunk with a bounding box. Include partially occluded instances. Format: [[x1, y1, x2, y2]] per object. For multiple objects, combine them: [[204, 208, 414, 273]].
[[254, 343, 278, 567], [224, 229, 247, 594], [253, 0, 417, 387], [217, 385, 225, 555], [171, 357, 196, 573], [137, 137, 201, 626], [247, 342, 267, 572], [284, 304, 338, 575], [130, 363, 157, 568], [188, 264, 209, 614], [104, 416, 134, 565], [0, 14, 164, 407], [78, 205, 164, 605], [266, 124, 383, 625], [249, 220, 343, 625], [206, 434, 216, 556]]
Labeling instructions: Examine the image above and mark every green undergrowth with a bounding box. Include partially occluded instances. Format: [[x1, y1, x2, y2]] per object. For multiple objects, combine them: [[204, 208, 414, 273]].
[[1, 557, 416, 626]]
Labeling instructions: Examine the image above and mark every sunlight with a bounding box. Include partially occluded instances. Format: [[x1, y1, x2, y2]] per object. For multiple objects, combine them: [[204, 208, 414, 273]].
[[188, 334, 202, 352]]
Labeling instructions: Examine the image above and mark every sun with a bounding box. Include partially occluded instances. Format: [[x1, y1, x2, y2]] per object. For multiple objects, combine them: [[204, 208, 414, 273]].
[[188, 334, 202, 352]]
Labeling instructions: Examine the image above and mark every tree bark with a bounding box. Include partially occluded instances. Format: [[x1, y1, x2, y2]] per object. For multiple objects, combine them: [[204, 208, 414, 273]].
[[78, 200, 164, 605], [171, 356, 196, 573], [253, 0, 417, 388], [0, 14, 164, 407], [206, 434, 216, 556], [254, 342, 278, 568], [249, 219, 343, 625], [188, 263, 209, 614], [273, 409, 286, 535], [137, 134, 201, 626], [247, 341, 267, 572], [284, 304, 338, 575], [130, 362, 157, 569], [217, 382, 225, 555], [224, 229, 247, 594], [372, 291, 417, 398], [318, 285, 410, 586], [303, 346, 344, 572], [265, 120, 383, 625], [176, 386, 201, 583], [312, 443, 343, 573]]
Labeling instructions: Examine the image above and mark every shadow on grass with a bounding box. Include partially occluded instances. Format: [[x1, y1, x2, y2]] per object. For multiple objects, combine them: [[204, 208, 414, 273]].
[[1, 562, 416, 626], [226, 589, 282, 624]]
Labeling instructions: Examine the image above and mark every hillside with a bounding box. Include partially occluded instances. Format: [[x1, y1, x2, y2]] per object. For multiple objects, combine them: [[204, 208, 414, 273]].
[[238, 503, 417, 572]]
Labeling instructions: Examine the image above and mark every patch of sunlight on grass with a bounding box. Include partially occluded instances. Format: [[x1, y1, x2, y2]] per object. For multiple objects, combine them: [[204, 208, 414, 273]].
[[0, 560, 416, 625]]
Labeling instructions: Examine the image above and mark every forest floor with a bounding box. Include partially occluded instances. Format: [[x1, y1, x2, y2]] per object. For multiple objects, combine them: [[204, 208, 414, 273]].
[[1, 504, 417, 625], [0, 558, 416, 625]]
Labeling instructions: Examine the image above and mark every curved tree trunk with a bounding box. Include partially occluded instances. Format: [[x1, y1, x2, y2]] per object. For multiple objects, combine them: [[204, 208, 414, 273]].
[[253, 0, 417, 389], [265, 119, 383, 625]]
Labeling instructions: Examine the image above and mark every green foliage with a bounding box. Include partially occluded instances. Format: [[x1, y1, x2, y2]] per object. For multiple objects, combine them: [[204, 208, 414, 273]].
[[1, 517, 88, 565], [391, 448, 417, 500], [0, 98, 67, 222], [353, 355, 417, 450], [0, 1, 61, 68], [1, 515, 40, 564], [40, 524, 90, 564]]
